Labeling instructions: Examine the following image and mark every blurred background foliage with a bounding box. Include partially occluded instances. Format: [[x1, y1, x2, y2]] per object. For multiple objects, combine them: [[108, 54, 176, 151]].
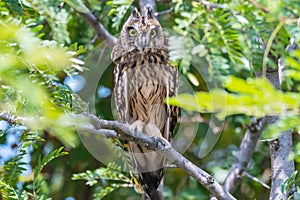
[[0, 0, 300, 199]]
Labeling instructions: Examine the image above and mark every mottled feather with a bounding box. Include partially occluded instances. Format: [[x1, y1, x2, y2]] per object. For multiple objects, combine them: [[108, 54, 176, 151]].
[[112, 8, 178, 200]]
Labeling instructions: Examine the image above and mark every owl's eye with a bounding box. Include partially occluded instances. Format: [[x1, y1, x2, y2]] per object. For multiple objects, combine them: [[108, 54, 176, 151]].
[[129, 28, 137, 37], [150, 29, 157, 38]]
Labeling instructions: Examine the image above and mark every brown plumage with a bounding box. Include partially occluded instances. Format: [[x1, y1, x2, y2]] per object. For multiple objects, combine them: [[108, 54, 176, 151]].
[[111, 7, 178, 200]]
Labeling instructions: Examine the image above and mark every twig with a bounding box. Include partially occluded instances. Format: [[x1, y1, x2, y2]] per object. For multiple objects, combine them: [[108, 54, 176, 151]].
[[74, 113, 236, 200], [0, 112, 29, 124], [155, 7, 173, 17], [66, 0, 117, 47], [243, 171, 270, 190], [249, 0, 270, 13], [262, 17, 286, 77], [85, 34, 98, 49], [167, 164, 177, 168], [199, 0, 227, 10], [0, 109, 236, 199], [223, 117, 267, 193], [0, 112, 18, 123], [178, 116, 221, 134]]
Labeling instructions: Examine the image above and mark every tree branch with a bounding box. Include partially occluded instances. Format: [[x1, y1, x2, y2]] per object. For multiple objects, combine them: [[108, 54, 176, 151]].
[[155, 7, 173, 17], [0, 112, 31, 124], [139, 0, 156, 15], [66, 0, 117, 47], [223, 117, 267, 193], [198, 0, 227, 10], [242, 171, 270, 190], [1, 111, 236, 199], [249, 0, 270, 13], [74, 113, 236, 200], [266, 63, 295, 200]]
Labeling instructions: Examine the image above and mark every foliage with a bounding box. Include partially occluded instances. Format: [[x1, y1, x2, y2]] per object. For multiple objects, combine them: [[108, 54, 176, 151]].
[[72, 163, 133, 199], [107, 0, 134, 31], [0, 18, 82, 147], [0, 130, 68, 200], [281, 171, 300, 200], [168, 0, 300, 140], [167, 76, 300, 137]]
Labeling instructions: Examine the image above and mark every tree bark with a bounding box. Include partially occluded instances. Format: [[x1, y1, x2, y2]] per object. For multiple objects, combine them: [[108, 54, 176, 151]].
[[223, 117, 267, 193], [258, 67, 295, 200], [269, 130, 294, 200], [66, 0, 117, 47]]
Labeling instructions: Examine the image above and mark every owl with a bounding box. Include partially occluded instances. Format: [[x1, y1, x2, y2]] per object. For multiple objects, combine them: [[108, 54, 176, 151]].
[[111, 7, 178, 200]]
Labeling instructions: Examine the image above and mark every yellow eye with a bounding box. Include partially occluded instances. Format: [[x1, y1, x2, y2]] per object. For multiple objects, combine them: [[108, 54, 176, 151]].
[[150, 29, 157, 38], [129, 29, 137, 37]]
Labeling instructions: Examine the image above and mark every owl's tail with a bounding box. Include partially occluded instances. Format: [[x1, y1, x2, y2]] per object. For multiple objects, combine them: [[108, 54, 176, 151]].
[[139, 171, 163, 200]]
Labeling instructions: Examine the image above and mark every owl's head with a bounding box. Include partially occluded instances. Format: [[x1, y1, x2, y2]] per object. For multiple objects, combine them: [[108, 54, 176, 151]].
[[120, 7, 165, 52]]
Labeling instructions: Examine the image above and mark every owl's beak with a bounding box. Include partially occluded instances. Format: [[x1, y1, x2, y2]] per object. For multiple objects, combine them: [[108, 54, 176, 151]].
[[141, 35, 147, 51]]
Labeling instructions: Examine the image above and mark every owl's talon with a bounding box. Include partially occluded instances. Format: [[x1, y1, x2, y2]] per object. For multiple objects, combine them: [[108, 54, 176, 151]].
[[129, 120, 145, 134], [154, 135, 171, 149]]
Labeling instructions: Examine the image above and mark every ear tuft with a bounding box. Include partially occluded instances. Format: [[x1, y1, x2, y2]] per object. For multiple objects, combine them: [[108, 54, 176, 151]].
[[131, 7, 141, 19], [146, 6, 154, 19]]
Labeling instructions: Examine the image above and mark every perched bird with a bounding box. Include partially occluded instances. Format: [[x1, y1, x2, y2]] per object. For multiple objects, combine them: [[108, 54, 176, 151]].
[[111, 7, 178, 200]]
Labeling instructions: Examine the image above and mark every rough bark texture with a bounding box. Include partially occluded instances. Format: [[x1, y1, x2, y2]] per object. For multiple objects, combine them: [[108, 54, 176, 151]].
[[269, 130, 294, 200], [75, 113, 236, 200], [223, 117, 267, 193], [258, 67, 295, 200]]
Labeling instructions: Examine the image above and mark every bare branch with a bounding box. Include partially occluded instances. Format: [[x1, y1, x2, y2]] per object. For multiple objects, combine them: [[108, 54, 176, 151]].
[[155, 7, 173, 17], [243, 171, 270, 190], [198, 0, 236, 15], [74, 113, 236, 200], [249, 0, 270, 13], [0, 111, 235, 199], [223, 117, 267, 193], [264, 39, 295, 200], [269, 130, 294, 200], [67, 0, 117, 47], [199, 0, 228, 10], [0, 112, 30, 124], [0, 112, 18, 123], [179, 116, 221, 134]]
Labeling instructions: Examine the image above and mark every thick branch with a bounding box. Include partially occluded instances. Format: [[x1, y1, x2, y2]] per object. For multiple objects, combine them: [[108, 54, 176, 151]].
[[266, 68, 295, 199], [74, 113, 236, 200], [264, 48, 295, 199], [223, 117, 267, 193], [1, 111, 234, 199], [269, 130, 294, 199], [0, 112, 32, 124], [67, 0, 117, 47]]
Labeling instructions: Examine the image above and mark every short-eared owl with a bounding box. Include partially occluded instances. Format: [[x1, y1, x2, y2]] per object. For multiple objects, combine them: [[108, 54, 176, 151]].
[[111, 7, 178, 200]]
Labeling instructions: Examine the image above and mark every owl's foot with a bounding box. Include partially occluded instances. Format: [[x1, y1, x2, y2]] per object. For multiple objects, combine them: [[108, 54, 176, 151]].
[[144, 124, 162, 137], [153, 135, 172, 150], [129, 120, 145, 134]]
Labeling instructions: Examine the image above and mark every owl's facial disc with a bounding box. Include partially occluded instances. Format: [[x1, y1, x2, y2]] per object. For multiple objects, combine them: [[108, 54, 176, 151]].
[[127, 25, 160, 51], [121, 8, 164, 52]]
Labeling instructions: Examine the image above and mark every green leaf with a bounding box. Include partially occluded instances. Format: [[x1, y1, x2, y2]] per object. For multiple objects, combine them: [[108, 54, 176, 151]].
[[167, 76, 300, 119]]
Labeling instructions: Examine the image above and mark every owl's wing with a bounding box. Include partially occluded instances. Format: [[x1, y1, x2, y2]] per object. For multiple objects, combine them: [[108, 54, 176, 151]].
[[112, 40, 130, 123], [111, 40, 123, 62], [166, 66, 178, 141]]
